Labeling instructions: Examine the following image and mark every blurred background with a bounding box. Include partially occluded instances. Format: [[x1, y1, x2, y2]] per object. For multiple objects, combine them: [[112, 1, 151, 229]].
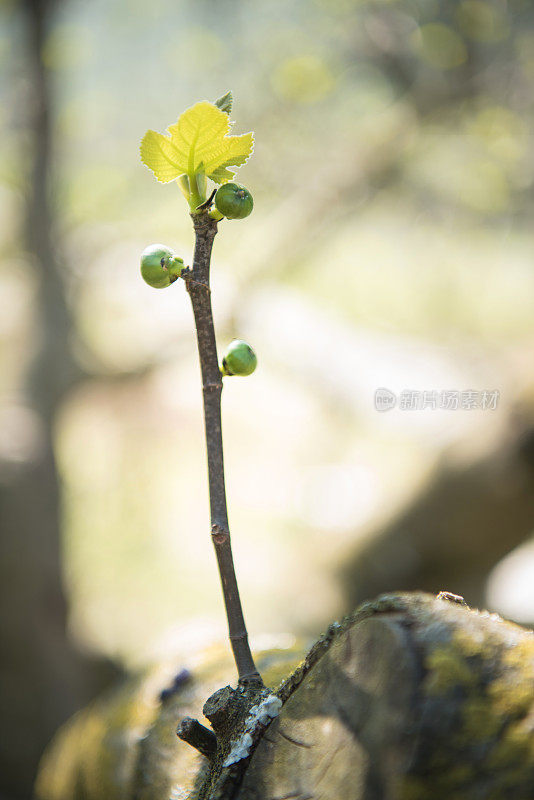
[[1, 0, 534, 796]]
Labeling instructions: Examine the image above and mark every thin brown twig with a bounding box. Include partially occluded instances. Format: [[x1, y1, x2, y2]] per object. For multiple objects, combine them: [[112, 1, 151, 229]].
[[184, 211, 262, 687]]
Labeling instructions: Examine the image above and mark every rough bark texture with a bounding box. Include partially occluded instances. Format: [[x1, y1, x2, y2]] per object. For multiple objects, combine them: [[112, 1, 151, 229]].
[[34, 641, 303, 800], [237, 593, 534, 800], [35, 592, 534, 800]]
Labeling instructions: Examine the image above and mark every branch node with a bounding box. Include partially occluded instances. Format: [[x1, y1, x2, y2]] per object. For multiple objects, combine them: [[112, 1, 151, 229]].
[[176, 716, 217, 760], [230, 632, 247, 642], [212, 522, 230, 545], [196, 188, 217, 211], [203, 685, 240, 733], [238, 672, 264, 688], [184, 273, 211, 294], [191, 212, 218, 233]]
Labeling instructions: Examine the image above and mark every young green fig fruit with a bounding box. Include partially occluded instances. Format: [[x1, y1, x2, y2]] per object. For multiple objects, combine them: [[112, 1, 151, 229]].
[[221, 339, 257, 376], [140, 243, 184, 289], [214, 183, 254, 220]]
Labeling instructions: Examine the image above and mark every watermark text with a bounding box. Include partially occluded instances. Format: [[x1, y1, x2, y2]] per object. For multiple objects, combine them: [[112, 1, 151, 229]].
[[374, 388, 500, 412]]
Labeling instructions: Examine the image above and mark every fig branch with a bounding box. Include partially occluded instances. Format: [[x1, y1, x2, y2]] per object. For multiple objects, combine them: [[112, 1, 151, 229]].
[[184, 212, 261, 687], [139, 95, 261, 688]]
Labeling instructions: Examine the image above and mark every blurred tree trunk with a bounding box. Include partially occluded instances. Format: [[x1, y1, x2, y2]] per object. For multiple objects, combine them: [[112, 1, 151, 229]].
[[0, 3, 117, 798], [340, 423, 534, 613]]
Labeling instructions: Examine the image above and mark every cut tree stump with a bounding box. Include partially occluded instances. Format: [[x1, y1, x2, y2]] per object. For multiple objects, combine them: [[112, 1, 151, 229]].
[[35, 593, 534, 800]]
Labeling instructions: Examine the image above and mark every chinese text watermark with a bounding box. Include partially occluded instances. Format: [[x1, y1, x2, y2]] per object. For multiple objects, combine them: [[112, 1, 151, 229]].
[[374, 388, 500, 412]]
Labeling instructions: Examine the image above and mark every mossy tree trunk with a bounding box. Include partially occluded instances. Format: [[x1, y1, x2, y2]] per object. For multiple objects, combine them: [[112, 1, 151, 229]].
[[35, 592, 534, 800]]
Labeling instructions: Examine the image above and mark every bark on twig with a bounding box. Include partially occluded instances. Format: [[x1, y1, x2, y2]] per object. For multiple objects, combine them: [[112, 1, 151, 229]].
[[184, 213, 262, 687], [176, 718, 217, 761], [202, 686, 240, 734]]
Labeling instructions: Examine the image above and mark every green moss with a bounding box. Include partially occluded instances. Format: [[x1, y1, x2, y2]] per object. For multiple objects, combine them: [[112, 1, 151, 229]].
[[488, 675, 532, 717], [501, 637, 534, 670], [452, 627, 489, 658], [461, 697, 502, 741], [424, 646, 476, 694], [485, 637, 534, 718], [445, 764, 476, 784], [399, 775, 472, 800], [487, 721, 534, 770], [407, 604, 534, 799], [257, 646, 304, 690], [398, 776, 429, 800]]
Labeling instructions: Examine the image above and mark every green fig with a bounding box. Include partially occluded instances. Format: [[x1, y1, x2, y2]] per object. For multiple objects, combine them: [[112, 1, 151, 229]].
[[221, 339, 257, 376], [214, 183, 253, 220], [140, 244, 184, 289]]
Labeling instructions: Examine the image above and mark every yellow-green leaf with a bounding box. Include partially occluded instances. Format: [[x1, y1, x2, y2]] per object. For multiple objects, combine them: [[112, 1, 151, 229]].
[[140, 130, 188, 183], [140, 101, 253, 185], [208, 165, 237, 184]]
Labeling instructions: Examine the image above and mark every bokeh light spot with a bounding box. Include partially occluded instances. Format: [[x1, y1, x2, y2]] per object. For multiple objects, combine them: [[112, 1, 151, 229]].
[[412, 23, 468, 69], [272, 55, 334, 103], [456, 1, 510, 43], [42, 24, 92, 71]]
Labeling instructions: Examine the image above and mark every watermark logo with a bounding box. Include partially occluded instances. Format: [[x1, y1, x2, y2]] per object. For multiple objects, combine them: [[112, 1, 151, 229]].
[[374, 388, 397, 412], [374, 389, 500, 412]]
